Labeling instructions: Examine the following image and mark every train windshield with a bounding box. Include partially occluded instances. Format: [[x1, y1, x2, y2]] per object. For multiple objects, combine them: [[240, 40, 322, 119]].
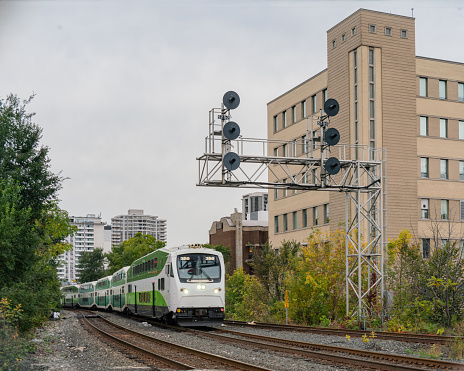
[[177, 254, 221, 283]]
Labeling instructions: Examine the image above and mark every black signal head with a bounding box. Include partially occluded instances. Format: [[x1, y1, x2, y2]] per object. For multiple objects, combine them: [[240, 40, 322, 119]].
[[223, 152, 240, 171], [325, 157, 341, 175], [223, 121, 240, 140], [223, 91, 240, 110], [324, 98, 339, 117], [324, 128, 340, 146]]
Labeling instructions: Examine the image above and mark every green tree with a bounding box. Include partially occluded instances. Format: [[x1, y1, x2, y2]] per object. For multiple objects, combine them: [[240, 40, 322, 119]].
[[77, 248, 106, 283], [0, 94, 74, 342], [252, 240, 300, 301], [285, 229, 346, 324], [105, 233, 165, 275], [0, 180, 39, 287], [225, 268, 269, 321], [0, 94, 63, 221]]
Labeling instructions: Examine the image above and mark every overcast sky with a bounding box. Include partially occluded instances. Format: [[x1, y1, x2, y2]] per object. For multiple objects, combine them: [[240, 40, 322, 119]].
[[1, 0, 463, 247]]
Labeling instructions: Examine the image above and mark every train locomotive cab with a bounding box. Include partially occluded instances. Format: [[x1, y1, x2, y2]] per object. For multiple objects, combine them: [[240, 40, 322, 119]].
[[173, 249, 225, 326]]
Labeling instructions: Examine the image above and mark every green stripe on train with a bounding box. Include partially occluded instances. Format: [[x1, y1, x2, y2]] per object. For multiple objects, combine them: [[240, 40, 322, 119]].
[[126, 290, 167, 307]]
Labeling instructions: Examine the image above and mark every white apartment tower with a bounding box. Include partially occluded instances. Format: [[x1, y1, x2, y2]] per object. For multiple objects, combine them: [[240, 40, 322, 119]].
[[57, 214, 106, 284], [242, 192, 268, 221], [111, 209, 167, 246]]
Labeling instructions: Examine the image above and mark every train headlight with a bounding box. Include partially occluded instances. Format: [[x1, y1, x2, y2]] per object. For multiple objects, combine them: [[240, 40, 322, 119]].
[[181, 288, 189, 294], [214, 288, 219, 294], [196, 285, 206, 290], [196, 284, 202, 290]]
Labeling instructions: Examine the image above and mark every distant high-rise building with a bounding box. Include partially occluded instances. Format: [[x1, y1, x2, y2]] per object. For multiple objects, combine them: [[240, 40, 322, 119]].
[[242, 192, 268, 221], [111, 209, 167, 246], [57, 214, 106, 284]]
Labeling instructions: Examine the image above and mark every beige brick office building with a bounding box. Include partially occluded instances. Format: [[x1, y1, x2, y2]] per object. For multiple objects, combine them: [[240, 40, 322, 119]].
[[268, 9, 464, 254]]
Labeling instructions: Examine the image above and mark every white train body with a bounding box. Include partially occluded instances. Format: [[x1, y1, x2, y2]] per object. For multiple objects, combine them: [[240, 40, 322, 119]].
[[125, 245, 225, 326], [78, 281, 97, 308]]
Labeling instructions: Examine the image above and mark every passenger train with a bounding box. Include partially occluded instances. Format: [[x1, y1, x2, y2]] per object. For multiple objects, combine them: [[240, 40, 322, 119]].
[[61, 245, 225, 326]]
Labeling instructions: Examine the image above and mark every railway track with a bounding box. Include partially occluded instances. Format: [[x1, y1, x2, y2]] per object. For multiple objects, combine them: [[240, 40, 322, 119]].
[[78, 312, 271, 370], [224, 319, 461, 345], [126, 315, 464, 370]]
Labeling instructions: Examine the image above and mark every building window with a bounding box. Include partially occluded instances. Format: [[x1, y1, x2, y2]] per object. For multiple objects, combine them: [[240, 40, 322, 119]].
[[273, 115, 278, 132], [293, 211, 297, 230], [302, 134, 308, 154], [292, 140, 297, 157], [352, 27, 356, 36], [313, 206, 318, 226], [440, 119, 448, 138], [301, 100, 306, 118], [401, 29, 408, 38], [439, 80, 447, 99], [324, 204, 329, 223], [420, 116, 428, 136], [332, 40, 336, 48], [461, 200, 464, 221], [368, 49, 375, 157], [312, 94, 317, 113], [459, 83, 464, 102], [440, 159, 448, 179], [460, 161, 464, 181], [323, 89, 327, 103], [274, 187, 278, 200], [421, 199, 429, 219], [283, 111, 287, 128], [283, 214, 288, 231], [441, 200, 449, 220], [460, 121, 464, 139], [422, 239, 430, 258], [420, 77, 428, 97], [369, 24, 376, 33], [283, 179, 287, 197], [282, 143, 287, 157], [421, 158, 429, 178], [385, 27, 392, 36], [274, 147, 278, 157], [303, 209, 308, 228], [312, 168, 318, 184], [292, 106, 296, 123], [274, 216, 279, 233], [341, 34, 346, 42]]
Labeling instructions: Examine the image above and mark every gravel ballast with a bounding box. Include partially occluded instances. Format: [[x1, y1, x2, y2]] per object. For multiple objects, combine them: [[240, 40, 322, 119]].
[[19, 309, 461, 370]]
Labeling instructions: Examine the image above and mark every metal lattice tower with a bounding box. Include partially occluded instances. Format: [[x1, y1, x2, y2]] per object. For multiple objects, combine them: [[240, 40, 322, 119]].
[[197, 96, 386, 321]]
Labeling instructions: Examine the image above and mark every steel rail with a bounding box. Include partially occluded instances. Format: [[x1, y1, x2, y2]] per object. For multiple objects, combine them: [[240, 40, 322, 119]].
[[130, 317, 463, 370], [212, 327, 464, 370], [86, 315, 271, 371], [81, 315, 192, 370], [224, 320, 460, 344]]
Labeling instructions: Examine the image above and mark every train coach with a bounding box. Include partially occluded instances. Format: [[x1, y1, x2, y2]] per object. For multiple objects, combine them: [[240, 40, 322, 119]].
[[61, 285, 79, 308], [78, 281, 97, 309]]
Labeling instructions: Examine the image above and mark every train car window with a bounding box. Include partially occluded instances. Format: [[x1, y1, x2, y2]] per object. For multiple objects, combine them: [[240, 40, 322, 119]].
[[170, 263, 174, 277], [177, 254, 221, 283], [166, 265, 170, 275], [157, 279, 160, 290], [128, 285, 132, 293], [161, 278, 165, 291]]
